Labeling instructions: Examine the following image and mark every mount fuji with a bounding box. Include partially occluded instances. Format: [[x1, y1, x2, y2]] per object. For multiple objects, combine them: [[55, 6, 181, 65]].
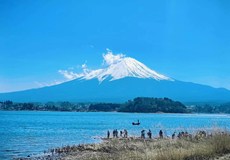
[[74, 56, 172, 82], [1, 52, 230, 103]]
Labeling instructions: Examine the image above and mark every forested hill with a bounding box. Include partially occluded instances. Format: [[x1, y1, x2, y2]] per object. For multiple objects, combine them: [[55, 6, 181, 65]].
[[118, 97, 187, 113], [0, 97, 189, 113]]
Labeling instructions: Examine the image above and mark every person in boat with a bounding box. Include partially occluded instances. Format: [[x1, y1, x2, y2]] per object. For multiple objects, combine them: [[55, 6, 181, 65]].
[[132, 119, 140, 125], [159, 130, 163, 138], [107, 130, 110, 139]]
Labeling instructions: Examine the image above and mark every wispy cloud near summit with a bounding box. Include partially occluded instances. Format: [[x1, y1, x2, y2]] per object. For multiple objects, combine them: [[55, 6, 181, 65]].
[[34, 80, 64, 88], [57, 49, 170, 83], [103, 49, 125, 66], [58, 49, 127, 81], [58, 70, 83, 80]]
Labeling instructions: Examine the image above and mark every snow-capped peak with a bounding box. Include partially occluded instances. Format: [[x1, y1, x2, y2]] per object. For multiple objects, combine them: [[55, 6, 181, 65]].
[[82, 57, 172, 82], [59, 50, 173, 83]]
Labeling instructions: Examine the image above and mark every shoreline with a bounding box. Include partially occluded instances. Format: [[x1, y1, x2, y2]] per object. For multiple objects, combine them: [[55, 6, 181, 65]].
[[2, 112, 229, 160], [1, 110, 230, 115], [18, 131, 230, 160]]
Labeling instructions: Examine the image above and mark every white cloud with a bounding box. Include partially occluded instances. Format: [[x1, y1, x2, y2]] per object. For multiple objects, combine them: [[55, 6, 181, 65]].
[[82, 63, 87, 69], [58, 70, 83, 80], [58, 49, 126, 82], [34, 80, 64, 88], [33, 50, 127, 89], [81, 63, 91, 74], [103, 49, 125, 65]]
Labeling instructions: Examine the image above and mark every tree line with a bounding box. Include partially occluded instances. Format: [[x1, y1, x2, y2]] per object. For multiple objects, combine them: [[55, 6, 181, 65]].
[[1, 97, 230, 113], [0, 100, 89, 112], [189, 103, 230, 114]]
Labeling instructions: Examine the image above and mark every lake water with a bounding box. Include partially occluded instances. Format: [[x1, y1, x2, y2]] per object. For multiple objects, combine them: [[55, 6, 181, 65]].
[[0, 111, 230, 159]]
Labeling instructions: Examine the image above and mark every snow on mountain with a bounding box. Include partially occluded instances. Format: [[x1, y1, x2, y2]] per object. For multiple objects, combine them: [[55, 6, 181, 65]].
[[82, 57, 172, 82], [60, 50, 173, 83], [2, 50, 230, 102]]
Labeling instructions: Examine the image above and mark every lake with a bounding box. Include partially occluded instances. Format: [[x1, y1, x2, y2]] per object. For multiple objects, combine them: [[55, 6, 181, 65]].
[[0, 111, 230, 159]]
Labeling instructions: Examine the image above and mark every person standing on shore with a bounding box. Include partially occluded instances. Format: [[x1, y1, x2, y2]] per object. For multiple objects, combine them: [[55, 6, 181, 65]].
[[115, 129, 118, 138], [147, 129, 152, 139], [124, 129, 128, 138], [172, 132, 176, 139], [107, 130, 110, 139], [141, 130, 145, 139], [120, 130, 123, 137], [112, 130, 115, 138], [159, 130, 163, 139]]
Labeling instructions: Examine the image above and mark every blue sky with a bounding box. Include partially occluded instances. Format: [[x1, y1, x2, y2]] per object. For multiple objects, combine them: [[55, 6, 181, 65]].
[[1, 0, 230, 93]]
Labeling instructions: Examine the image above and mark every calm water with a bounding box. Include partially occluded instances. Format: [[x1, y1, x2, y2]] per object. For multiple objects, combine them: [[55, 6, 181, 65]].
[[0, 111, 230, 159]]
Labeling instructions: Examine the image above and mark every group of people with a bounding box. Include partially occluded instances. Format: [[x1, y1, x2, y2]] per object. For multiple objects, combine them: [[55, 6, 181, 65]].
[[106, 128, 216, 141], [107, 129, 165, 139], [172, 130, 207, 140], [107, 129, 128, 139], [174, 131, 190, 139], [141, 129, 152, 139], [141, 129, 164, 139]]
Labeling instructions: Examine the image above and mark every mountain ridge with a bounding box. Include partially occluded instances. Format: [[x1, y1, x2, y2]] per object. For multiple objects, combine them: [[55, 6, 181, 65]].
[[1, 77, 230, 103], [1, 52, 230, 103]]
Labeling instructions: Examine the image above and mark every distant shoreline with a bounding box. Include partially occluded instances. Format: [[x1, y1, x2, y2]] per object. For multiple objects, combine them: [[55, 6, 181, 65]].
[[1, 98, 230, 114], [1, 110, 230, 115]]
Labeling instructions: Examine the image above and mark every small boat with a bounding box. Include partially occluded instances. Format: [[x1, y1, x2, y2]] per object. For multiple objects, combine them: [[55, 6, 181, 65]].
[[132, 122, 140, 125], [132, 120, 140, 125]]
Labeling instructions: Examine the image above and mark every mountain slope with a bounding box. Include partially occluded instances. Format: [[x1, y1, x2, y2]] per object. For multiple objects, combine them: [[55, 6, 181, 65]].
[[1, 53, 230, 103], [1, 78, 230, 103]]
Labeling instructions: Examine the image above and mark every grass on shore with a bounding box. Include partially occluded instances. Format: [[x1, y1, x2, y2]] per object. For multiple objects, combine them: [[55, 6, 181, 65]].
[[50, 131, 230, 160]]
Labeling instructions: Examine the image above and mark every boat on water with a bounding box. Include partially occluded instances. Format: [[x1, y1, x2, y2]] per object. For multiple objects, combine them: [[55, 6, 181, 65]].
[[132, 120, 140, 125]]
